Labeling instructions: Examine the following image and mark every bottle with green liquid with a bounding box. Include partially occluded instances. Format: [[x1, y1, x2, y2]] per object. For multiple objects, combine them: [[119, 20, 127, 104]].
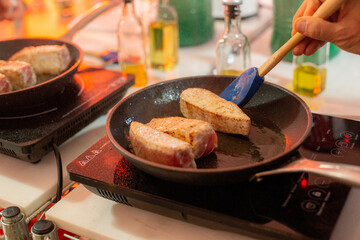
[[293, 43, 329, 97], [271, 0, 302, 62], [169, 0, 213, 47]]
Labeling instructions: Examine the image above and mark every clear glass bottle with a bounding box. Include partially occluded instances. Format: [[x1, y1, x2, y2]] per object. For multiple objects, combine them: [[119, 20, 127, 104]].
[[149, 0, 179, 71], [117, 0, 148, 87], [216, 0, 250, 76], [293, 43, 330, 97]]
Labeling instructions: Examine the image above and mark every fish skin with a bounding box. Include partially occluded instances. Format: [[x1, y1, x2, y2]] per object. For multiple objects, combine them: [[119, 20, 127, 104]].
[[129, 121, 196, 168], [147, 117, 217, 159]]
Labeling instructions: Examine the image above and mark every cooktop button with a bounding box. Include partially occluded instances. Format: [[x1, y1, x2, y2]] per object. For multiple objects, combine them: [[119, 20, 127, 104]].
[[314, 177, 331, 188], [301, 200, 319, 212], [308, 188, 327, 200]]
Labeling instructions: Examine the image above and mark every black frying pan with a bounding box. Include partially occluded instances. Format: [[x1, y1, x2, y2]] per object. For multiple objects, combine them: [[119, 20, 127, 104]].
[[0, 1, 120, 115], [0, 38, 82, 114], [106, 75, 360, 186]]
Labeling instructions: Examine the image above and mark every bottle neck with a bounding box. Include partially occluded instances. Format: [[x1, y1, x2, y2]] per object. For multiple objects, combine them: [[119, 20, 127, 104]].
[[159, 0, 169, 5], [123, 0, 136, 16], [224, 5, 242, 34]]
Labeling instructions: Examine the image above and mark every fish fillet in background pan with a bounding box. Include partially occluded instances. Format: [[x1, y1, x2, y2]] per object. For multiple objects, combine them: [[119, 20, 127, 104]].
[[10, 45, 71, 75], [129, 121, 196, 168], [147, 117, 217, 159], [0, 73, 12, 93], [0, 60, 37, 91], [180, 88, 251, 136]]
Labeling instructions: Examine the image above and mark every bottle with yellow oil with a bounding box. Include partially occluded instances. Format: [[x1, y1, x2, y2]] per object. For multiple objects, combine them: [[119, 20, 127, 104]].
[[149, 0, 179, 71], [117, 0, 148, 87], [120, 59, 148, 87], [293, 43, 329, 97], [216, 0, 250, 76]]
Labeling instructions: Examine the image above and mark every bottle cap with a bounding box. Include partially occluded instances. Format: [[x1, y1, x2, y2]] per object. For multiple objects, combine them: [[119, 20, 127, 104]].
[[1, 206, 25, 224], [2, 206, 21, 219], [223, 0, 242, 18], [222, 0, 243, 6]]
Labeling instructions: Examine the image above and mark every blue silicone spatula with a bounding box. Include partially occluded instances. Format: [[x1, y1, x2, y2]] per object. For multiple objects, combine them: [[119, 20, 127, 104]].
[[220, 0, 346, 107]]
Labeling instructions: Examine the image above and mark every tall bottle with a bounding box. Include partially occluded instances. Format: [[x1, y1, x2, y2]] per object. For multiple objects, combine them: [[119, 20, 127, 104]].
[[117, 0, 148, 87], [149, 0, 179, 71], [293, 43, 329, 97], [216, 0, 250, 76]]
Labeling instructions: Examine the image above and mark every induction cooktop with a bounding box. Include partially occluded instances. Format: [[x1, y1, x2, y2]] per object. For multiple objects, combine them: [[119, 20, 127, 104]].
[[0, 67, 134, 163], [68, 113, 360, 240]]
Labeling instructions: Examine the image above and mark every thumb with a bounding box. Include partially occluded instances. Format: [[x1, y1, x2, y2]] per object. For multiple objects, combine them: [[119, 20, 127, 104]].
[[295, 16, 338, 42]]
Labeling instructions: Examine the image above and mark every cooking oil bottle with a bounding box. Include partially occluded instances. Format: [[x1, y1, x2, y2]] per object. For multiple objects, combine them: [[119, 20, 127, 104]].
[[149, 0, 179, 71], [216, 0, 250, 76], [117, 0, 148, 87], [293, 43, 329, 97]]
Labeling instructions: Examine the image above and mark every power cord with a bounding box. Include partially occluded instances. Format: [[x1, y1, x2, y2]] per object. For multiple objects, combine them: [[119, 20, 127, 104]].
[[52, 142, 63, 203]]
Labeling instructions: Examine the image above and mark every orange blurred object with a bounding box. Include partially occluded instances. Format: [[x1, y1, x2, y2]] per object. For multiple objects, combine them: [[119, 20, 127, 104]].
[[0, 0, 95, 40]]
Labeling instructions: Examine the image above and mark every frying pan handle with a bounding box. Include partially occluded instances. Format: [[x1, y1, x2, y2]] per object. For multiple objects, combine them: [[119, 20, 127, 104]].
[[251, 158, 360, 188], [60, 0, 122, 41]]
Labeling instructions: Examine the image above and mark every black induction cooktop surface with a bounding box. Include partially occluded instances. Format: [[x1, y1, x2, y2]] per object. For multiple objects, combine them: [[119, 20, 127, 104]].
[[68, 114, 360, 240], [0, 67, 134, 162]]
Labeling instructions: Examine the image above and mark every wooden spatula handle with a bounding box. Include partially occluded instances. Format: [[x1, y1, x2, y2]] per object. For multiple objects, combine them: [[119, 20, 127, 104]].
[[257, 0, 347, 78]]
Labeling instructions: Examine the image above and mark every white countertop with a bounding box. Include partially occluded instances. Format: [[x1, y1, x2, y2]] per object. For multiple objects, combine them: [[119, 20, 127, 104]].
[[0, 115, 107, 216], [1, 3, 360, 240], [47, 184, 255, 240]]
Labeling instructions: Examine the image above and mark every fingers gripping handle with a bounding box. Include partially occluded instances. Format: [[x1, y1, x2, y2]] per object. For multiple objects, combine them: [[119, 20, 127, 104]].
[[257, 0, 347, 78]]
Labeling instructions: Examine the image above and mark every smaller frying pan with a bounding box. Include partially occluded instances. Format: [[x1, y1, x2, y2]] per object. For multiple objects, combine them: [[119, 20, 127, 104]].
[[0, 38, 82, 115], [106, 76, 360, 187], [0, 1, 120, 115]]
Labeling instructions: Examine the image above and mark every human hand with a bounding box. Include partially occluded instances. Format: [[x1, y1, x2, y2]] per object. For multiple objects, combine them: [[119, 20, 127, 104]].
[[0, 0, 25, 21], [291, 0, 360, 56]]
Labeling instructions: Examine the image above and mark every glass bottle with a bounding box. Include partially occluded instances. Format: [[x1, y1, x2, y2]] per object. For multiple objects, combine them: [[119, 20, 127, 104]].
[[216, 0, 250, 76], [149, 0, 179, 71], [117, 0, 148, 87], [136, 0, 158, 67], [293, 43, 330, 97]]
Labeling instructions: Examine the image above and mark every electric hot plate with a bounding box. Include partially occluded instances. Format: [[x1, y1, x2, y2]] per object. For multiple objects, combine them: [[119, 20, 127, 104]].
[[68, 113, 360, 240], [0, 67, 134, 162]]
